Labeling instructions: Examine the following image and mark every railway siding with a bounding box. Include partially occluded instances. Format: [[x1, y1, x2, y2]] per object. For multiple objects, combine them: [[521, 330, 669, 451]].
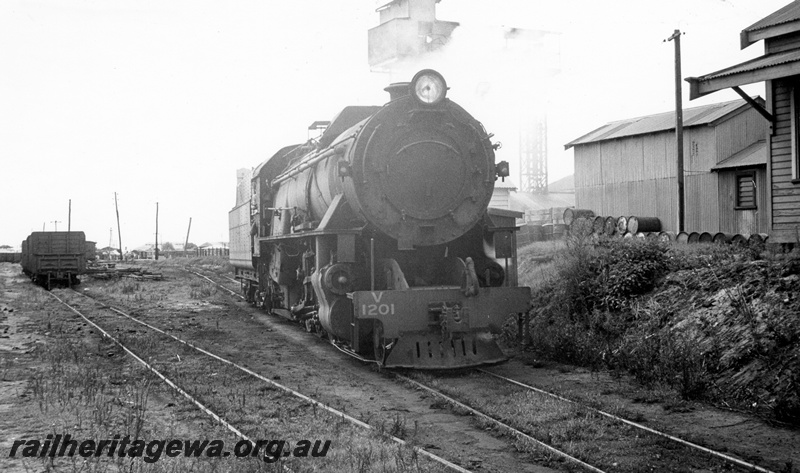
[[402, 370, 765, 473], [8, 261, 558, 472]]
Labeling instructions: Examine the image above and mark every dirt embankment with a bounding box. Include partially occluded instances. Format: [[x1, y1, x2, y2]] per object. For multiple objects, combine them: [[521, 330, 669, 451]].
[[519, 240, 800, 425]]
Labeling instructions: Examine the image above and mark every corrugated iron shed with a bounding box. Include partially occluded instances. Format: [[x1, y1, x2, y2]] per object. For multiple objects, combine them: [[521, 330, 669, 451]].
[[564, 98, 753, 149]]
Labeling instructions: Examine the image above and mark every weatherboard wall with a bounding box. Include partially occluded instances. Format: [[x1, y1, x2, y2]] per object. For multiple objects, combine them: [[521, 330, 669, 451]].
[[769, 78, 800, 241]]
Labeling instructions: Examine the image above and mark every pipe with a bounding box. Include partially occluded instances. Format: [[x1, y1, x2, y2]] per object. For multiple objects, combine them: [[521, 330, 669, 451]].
[[370, 237, 375, 291]]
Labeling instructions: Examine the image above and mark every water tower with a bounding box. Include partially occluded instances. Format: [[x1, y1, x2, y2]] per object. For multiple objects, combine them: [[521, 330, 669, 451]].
[[368, 0, 458, 75]]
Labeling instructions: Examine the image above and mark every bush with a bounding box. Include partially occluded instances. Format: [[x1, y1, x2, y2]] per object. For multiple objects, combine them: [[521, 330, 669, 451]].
[[522, 238, 800, 415], [535, 237, 669, 320], [527, 238, 669, 368]]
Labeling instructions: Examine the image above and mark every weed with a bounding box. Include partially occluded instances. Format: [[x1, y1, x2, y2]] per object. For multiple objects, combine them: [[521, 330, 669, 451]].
[[519, 235, 800, 420], [190, 283, 216, 299], [117, 280, 141, 294]]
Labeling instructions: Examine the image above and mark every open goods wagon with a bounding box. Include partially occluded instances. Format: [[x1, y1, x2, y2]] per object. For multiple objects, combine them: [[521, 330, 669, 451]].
[[21, 231, 87, 289]]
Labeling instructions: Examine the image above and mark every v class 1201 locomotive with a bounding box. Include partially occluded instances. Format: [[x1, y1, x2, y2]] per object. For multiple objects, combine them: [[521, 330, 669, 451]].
[[229, 69, 531, 369]]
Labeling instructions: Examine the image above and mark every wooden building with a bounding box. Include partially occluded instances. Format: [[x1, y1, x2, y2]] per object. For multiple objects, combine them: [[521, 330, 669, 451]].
[[687, 1, 800, 243], [565, 99, 768, 233]]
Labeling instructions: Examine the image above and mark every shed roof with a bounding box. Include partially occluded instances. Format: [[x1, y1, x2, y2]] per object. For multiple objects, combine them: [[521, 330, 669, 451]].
[[494, 178, 518, 190], [693, 48, 800, 82], [199, 242, 228, 249], [686, 48, 800, 98], [133, 244, 155, 252], [711, 140, 767, 171], [509, 191, 575, 212], [741, 1, 800, 48], [564, 98, 753, 149], [548, 174, 574, 193], [688, 2, 800, 99]]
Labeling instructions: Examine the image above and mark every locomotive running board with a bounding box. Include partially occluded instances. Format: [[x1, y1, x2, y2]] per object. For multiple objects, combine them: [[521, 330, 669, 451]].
[[383, 332, 506, 369]]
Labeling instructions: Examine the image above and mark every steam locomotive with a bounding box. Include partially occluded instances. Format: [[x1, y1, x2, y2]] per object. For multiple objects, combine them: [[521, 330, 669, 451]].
[[229, 70, 530, 369]]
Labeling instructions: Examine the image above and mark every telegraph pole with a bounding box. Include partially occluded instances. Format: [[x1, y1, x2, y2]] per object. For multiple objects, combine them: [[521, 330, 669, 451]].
[[114, 192, 123, 260], [155, 202, 159, 261], [68, 199, 71, 232], [184, 217, 192, 257], [666, 29, 685, 232], [51, 221, 62, 231]]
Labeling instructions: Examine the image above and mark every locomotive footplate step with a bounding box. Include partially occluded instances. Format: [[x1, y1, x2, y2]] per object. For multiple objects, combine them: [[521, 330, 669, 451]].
[[384, 332, 506, 369]]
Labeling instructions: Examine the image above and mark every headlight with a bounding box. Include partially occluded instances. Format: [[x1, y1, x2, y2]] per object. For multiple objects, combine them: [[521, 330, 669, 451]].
[[410, 69, 447, 105]]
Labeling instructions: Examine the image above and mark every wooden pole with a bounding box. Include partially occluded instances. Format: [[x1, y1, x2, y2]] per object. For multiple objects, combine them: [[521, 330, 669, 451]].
[[155, 202, 159, 260], [115, 192, 123, 260], [667, 29, 685, 232], [184, 217, 192, 257], [68, 199, 71, 232]]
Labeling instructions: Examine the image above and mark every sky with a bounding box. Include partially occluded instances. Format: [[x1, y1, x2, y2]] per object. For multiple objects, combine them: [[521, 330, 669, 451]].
[[0, 0, 791, 250]]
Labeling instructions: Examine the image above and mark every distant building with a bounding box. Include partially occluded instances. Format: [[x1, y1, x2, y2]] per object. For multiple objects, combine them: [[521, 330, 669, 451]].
[[490, 179, 517, 210], [131, 244, 157, 259], [565, 99, 768, 234], [131, 242, 198, 259], [99, 246, 121, 260], [490, 177, 575, 226], [687, 1, 800, 243], [198, 242, 229, 257], [547, 174, 574, 196], [0, 245, 21, 263], [368, 0, 459, 72]]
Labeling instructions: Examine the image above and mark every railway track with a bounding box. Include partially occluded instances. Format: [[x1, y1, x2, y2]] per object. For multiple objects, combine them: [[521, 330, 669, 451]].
[[46, 287, 470, 472], [169, 266, 783, 472], [475, 368, 776, 473], [394, 373, 607, 473], [41, 266, 574, 472], [398, 368, 780, 473]]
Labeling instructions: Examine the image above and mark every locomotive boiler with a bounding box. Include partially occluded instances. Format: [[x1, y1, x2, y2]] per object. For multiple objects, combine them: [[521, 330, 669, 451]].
[[229, 70, 530, 368]]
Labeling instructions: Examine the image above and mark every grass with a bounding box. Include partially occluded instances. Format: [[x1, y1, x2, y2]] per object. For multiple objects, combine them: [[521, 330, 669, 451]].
[[407, 371, 738, 473], [189, 281, 217, 299], [12, 289, 447, 472], [151, 256, 235, 274], [408, 372, 646, 472], [516, 234, 800, 423]]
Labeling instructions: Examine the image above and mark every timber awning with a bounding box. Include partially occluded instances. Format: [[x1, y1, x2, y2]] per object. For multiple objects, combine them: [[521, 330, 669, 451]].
[[686, 48, 800, 100], [710, 140, 767, 171]]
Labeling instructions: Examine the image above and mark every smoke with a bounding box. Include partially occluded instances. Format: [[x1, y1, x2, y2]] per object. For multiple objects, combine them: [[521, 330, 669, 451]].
[[383, 20, 561, 189]]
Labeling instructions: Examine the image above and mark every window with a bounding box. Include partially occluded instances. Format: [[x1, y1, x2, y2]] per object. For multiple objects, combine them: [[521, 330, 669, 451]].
[[736, 171, 757, 209]]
